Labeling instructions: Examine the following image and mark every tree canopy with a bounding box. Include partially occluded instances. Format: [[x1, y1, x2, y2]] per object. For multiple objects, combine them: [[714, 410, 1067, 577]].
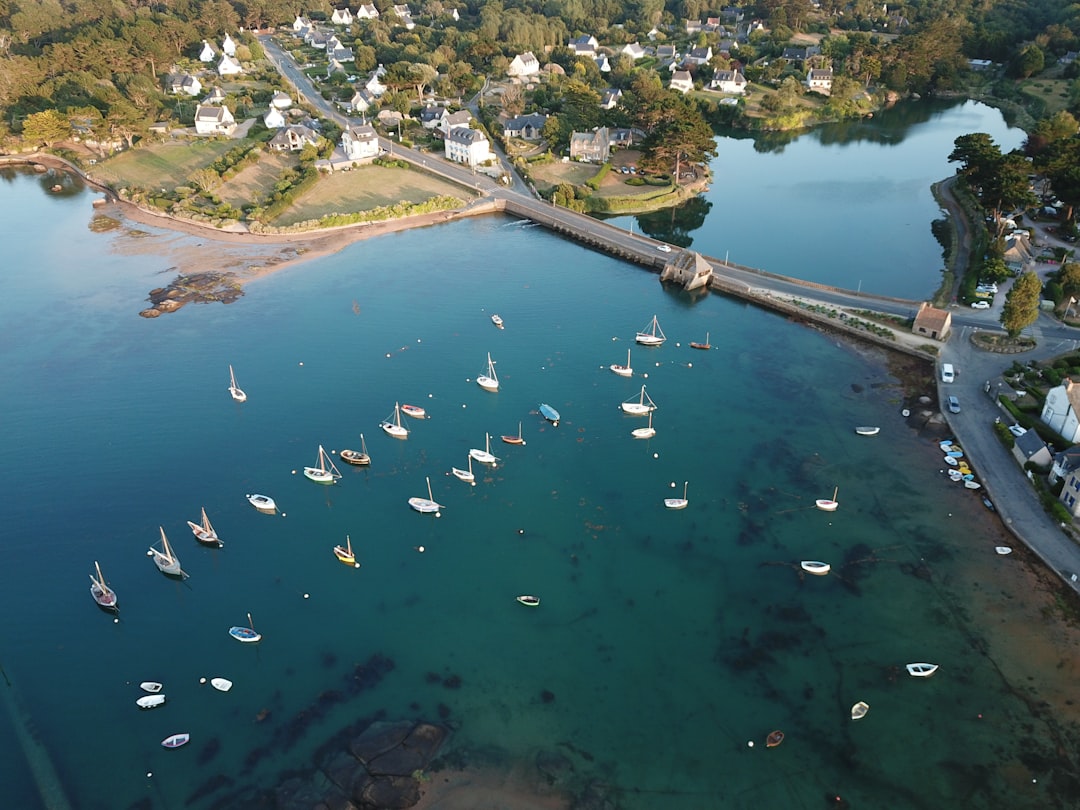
[[1001, 271, 1043, 338]]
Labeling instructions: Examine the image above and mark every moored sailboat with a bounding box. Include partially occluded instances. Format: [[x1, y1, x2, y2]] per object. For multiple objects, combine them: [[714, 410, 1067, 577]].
[[303, 444, 342, 484], [631, 411, 656, 439], [610, 348, 633, 377], [469, 432, 499, 466], [408, 476, 444, 514], [815, 487, 839, 512], [539, 403, 560, 426], [380, 403, 409, 439], [229, 612, 261, 643], [451, 454, 476, 484], [621, 385, 657, 416], [664, 481, 689, 509], [477, 352, 499, 392], [228, 365, 247, 402], [635, 315, 666, 346], [340, 433, 371, 466], [333, 535, 359, 567], [187, 507, 222, 547], [89, 561, 118, 610], [689, 332, 711, 350], [148, 527, 187, 578], [501, 421, 526, 446]]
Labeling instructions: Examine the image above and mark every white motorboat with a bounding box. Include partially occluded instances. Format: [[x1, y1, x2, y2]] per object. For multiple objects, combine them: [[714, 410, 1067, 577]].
[[140, 681, 163, 693], [800, 561, 831, 576], [815, 487, 839, 512], [228, 364, 247, 402], [855, 426, 880, 436], [476, 352, 499, 392], [944, 456, 958, 467], [905, 663, 939, 678], [137, 694, 166, 709], [303, 444, 342, 484], [635, 315, 666, 346], [516, 595, 540, 607], [210, 677, 233, 692], [380, 403, 409, 439], [187, 507, 222, 547], [947, 470, 963, 482], [149, 527, 186, 578], [247, 493, 277, 513], [469, 432, 499, 466], [408, 476, 444, 514], [664, 481, 689, 510], [851, 701, 869, 720], [610, 348, 633, 377], [491, 313, 503, 328], [451, 455, 476, 484], [631, 411, 656, 439], [621, 385, 657, 416]]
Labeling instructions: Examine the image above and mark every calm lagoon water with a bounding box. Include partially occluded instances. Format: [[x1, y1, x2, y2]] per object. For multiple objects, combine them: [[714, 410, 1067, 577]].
[[0, 101, 1067, 810]]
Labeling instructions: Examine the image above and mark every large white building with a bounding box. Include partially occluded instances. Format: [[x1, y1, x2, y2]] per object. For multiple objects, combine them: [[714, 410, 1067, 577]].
[[444, 127, 491, 168]]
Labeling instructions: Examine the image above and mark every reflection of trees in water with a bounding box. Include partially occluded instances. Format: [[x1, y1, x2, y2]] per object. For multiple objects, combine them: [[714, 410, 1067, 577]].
[[635, 196, 712, 248]]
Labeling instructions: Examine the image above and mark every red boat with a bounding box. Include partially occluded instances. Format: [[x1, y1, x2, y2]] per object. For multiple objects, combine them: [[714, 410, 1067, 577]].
[[766, 730, 784, 748], [689, 332, 711, 350], [501, 421, 526, 446], [400, 404, 426, 419]]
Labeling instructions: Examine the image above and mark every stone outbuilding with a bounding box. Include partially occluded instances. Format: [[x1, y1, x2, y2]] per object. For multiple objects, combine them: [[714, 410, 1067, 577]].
[[911, 302, 951, 341], [1011, 428, 1052, 469]]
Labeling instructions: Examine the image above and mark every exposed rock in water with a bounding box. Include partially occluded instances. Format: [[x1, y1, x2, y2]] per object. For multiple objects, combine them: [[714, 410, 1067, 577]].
[[139, 308, 161, 318], [143, 272, 243, 315]]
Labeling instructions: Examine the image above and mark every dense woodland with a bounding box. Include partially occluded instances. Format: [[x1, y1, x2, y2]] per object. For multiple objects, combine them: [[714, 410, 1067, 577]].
[[1, 0, 1079, 154]]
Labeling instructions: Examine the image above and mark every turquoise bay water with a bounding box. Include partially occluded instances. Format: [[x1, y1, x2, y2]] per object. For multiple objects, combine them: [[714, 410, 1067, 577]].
[[0, 101, 1067, 810]]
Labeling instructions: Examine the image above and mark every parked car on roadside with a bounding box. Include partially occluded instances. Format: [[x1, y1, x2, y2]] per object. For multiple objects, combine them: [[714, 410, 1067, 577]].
[[971, 300, 991, 309], [947, 396, 961, 414]]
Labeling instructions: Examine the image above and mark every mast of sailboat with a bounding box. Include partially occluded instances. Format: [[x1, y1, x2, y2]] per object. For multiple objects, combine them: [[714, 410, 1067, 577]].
[[160, 527, 172, 561], [247, 612, 256, 632], [426, 476, 434, 502], [682, 481, 688, 499]]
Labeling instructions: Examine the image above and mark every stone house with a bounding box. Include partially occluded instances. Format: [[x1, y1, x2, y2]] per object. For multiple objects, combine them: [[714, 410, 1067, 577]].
[[1041, 379, 1080, 443], [911, 302, 951, 341], [569, 127, 610, 163], [193, 104, 236, 136]]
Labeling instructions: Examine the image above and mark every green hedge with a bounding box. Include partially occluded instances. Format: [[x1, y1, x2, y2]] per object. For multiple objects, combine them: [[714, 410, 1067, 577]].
[[585, 163, 611, 190]]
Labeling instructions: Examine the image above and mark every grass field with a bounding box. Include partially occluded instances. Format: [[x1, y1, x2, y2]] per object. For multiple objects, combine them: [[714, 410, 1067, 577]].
[[273, 165, 467, 225], [1018, 78, 1072, 116], [93, 140, 246, 190], [218, 152, 296, 208], [529, 154, 660, 198]]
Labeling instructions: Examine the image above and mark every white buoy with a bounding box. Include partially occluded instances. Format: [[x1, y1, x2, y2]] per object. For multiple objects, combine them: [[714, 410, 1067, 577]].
[[462, 403, 467, 408], [435, 512, 442, 518], [417, 339, 421, 343], [747, 741, 754, 748], [113, 617, 119, 623], [386, 353, 391, 358], [303, 593, 310, 599], [146, 550, 153, 556], [688, 363, 693, 368], [428, 393, 433, 398], [299, 362, 303, 366], [354, 562, 360, 568], [653, 453, 659, 458], [291, 470, 296, 474], [643, 373, 649, 378], [147, 772, 153, 778], [281, 512, 286, 517], [199, 677, 207, 684], [418, 546, 425, 553]]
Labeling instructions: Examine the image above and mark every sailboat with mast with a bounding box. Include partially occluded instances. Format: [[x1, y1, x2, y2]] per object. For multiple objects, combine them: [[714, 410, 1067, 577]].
[[610, 348, 633, 377], [303, 444, 342, 484], [476, 352, 499, 392], [89, 561, 118, 610], [149, 527, 187, 578], [664, 481, 689, 509], [187, 507, 222, 547], [229, 613, 261, 643], [816, 487, 839, 512], [451, 454, 476, 484], [631, 411, 656, 439], [635, 315, 666, 346], [501, 421, 526, 446], [340, 433, 371, 466], [469, 432, 499, 466], [689, 332, 711, 350], [380, 403, 409, 439], [227, 365, 247, 402], [333, 535, 359, 567], [408, 476, 444, 514], [621, 385, 657, 416]]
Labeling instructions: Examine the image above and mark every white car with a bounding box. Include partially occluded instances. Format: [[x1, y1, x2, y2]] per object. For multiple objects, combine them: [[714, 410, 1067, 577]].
[[656, 244, 672, 253], [971, 300, 991, 309], [1008, 424, 1027, 437]]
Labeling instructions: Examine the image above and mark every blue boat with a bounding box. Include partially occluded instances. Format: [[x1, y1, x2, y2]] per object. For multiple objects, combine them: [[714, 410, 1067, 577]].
[[229, 612, 261, 643], [539, 403, 560, 426]]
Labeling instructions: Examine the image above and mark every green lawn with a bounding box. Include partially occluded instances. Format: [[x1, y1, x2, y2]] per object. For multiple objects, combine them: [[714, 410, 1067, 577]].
[[1018, 78, 1072, 116], [93, 140, 245, 190], [218, 151, 297, 208], [273, 165, 467, 226]]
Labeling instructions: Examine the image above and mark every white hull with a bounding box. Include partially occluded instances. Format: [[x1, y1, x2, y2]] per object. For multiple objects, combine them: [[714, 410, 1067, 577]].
[[611, 365, 633, 377], [632, 427, 656, 439], [210, 677, 233, 692], [469, 450, 497, 464], [622, 403, 652, 416], [636, 315, 666, 345], [137, 695, 166, 709], [815, 500, 838, 512], [800, 561, 831, 575], [851, 701, 869, 720], [228, 365, 246, 401], [905, 663, 939, 678], [477, 375, 499, 392], [401, 404, 426, 418], [304, 468, 334, 483], [854, 426, 879, 436], [381, 404, 409, 439], [664, 498, 688, 510], [408, 498, 441, 513], [140, 682, 162, 693], [516, 595, 540, 606], [162, 733, 190, 748], [995, 546, 1013, 555], [247, 493, 276, 512], [452, 467, 475, 483]]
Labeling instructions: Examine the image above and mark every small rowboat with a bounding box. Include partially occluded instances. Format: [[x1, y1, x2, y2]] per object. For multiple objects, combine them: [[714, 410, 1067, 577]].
[[800, 561, 831, 576], [137, 694, 166, 709], [982, 497, 995, 512], [247, 493, 276, 513], [689, 332, 711, 350], [905, 663, 939, 678], [947, 470, 963, 482], [765, 730, 784, 748], [851, 701, 869, 721], [140, 681, 163, 693], [815, 487, 839, 512], [963, 480, 982, 490], [516, 595, 540, 607], [401, 403, 426, 419], [854, 426, 880, 436], [995, 546, 1013, 555], [210, 678, 233, 692], [491, 313, 503, 328], [943, 456, 958, 467], [229, 613, 261, 643], [162, 733, 190, 749], [539, 403, 560, 426]]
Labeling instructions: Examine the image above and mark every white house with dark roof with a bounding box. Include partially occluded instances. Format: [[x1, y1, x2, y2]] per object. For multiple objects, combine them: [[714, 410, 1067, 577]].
[[194, 104, 236, 136], [444, 127, 491, 167], [366, 71, 387, 97], [331, 7, 353, 25], [438, 109, 472, 134], [203, 86, 226, 104], [600, 88, 622, 110], [347, 88, 376, 114], [263, 107, 286, 129], [1042, 379, 1080, 443], [168, 74, 202, 96], [710, 68, 747, 94], [293, 15, 311, 31], [685, 46, 713, 65], [393, 4, 415, 28], [218, 55, 243, 76], [356, 3, 379, 18], [656, 44, 678, 64], [806, 68, 833, 93], [199, 40, 216, 62], [670, 70, 694, 93], [420, 105, 447, 128], [268, 124, 320, 152], [508, 52, 540, 78], [221, 34, 236, 57], [622, 42, 646, 61], [569, 35, 598, 58], [341, 124, 380, 161]]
